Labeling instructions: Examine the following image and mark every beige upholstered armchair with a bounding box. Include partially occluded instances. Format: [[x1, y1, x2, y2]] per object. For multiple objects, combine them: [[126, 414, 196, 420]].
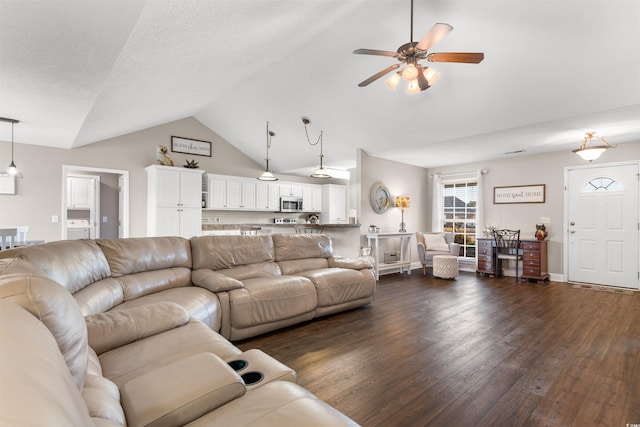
[[415, 232, 461, 275]]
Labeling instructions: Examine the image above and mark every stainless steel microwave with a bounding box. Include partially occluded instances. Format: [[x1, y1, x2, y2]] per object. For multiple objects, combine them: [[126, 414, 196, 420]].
[[280, 197, 303, 212]]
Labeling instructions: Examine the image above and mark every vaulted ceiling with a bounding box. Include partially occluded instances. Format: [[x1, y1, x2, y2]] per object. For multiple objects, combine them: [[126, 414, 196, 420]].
[[1, 0, 639, 176]]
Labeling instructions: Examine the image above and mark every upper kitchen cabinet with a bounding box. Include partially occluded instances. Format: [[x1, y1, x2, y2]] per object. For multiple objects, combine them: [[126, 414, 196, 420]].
[[321, 184, 347, 224], [279, 183, 303, 198], [302, 184, 322, 212]]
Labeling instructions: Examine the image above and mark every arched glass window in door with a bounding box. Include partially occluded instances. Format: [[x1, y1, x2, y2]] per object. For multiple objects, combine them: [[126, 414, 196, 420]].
[[582, 176, 623, 192]]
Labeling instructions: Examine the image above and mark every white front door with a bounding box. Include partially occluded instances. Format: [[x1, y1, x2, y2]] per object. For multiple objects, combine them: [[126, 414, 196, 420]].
[[567, 163, 639, 289]]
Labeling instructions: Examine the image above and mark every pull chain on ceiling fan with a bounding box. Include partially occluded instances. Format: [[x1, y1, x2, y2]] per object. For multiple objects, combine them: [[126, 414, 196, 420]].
[[353, 0, 484, 93]]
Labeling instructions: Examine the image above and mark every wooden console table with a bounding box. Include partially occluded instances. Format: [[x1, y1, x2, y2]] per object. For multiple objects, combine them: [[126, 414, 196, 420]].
[[476, 237, 549, 283], [366, 232, 412, 280]]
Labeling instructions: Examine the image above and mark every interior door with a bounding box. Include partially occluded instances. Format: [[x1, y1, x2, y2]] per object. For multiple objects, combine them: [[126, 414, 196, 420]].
[[567, 163, 639, 288]]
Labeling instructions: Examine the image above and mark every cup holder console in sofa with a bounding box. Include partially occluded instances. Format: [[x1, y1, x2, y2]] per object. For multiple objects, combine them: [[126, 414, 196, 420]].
[[225, 349, 296, 390]]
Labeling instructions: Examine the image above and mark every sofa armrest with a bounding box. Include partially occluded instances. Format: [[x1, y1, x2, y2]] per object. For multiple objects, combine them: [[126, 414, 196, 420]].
[[85, 302, 190, 355], [448, 243, 461, 257], [120, 352, 246, 427], [328, 256, 372, 270], [416, 242, 426, 262], [191, 269, 244, 293]]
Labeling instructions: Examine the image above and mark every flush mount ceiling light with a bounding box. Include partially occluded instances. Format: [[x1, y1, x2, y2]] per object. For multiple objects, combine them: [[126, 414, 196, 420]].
[[572, 131, 616, 162], [353, 0, 484, 93], [257, 121, 278, 181], [0, 117, 22, 178], [302, 117, 331, 179]]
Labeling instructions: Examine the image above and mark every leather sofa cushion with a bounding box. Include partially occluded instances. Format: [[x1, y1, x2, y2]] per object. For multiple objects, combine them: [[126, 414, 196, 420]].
[[190, 235, 274, 270], [99, 320, 242, 388], [121, 353, 245, 427], [86, 302, 190, 355], [191, 269, 244, 292], [278, 258, 329, 275], [0, 274, 88, 391], [116, 267, 192, 301], [82, 374, 126, 426], [0, 240, 111, 294], [112, 286, 222, 330], [299, 268, 376, 307], [185, 380, 360, 427], [228, 276, 317, 329], [97, 237, 191, 277], [74, 277, 125, 316], [215, 261, 282, 281], [273, 234, 333, 261], [0, 299, 96, 427], [329, 256, 372, 270]]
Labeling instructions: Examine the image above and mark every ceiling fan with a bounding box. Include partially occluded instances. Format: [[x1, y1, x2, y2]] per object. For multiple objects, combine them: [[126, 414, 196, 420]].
[[353, 0, 484, 93]]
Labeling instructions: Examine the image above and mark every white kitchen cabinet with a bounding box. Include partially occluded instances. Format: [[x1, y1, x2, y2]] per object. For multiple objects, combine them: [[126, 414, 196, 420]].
[[146, 165, 204, 238], [207, 175, 227, 209], [302, 184, 322, 212], [226, 179, 256, 210], [257, 182, 280, 211], [66, 176, 93, 209], [321, 184, 347, 224], [279, 183, 303, 198]]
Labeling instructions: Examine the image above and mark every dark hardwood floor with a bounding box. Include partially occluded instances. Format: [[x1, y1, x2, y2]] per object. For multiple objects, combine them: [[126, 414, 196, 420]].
[[237, 271, 640, 427]]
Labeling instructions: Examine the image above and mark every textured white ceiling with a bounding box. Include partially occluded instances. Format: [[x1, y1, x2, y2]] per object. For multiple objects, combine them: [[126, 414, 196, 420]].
[[1, 0, 639, 174]]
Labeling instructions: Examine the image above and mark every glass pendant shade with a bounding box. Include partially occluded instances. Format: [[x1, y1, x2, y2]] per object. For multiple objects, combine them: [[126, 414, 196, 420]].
[[423, 68, 441, 86], [402, 64, 419, 81], [385, 72, 401, 90], [406, 79, 420, 94], [572, 132, 615, 162]]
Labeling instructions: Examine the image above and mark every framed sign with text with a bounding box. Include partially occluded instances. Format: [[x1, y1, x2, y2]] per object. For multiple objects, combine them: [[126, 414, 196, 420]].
[[494, 184, 545, 204], [0, 175, 16, 195], [171, 136, 212, 157]]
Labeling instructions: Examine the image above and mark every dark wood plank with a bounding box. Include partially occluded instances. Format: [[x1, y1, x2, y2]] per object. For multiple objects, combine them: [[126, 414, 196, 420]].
[[237, 270, 640, 426]]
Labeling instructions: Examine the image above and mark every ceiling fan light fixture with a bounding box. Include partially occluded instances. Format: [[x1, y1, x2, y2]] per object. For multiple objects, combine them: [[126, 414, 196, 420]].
[[402, 64, 419, 81], [423, 67, 441, 86], [572, 132, 615, 162], [406, 78, 421, 94], [385, 72, 401, 90]]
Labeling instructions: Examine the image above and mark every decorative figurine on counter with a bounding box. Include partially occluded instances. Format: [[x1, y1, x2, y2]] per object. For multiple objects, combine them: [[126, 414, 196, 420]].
[[535, 224, 548, 240], [155, 145, 174, 166]]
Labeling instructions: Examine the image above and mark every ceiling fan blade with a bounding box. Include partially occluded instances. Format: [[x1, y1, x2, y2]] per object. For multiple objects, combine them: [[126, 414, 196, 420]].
[[415, 23, 453, 51], [427, 52, 485, 63], [353, 48, 399, 58], [357, 64, 401, 87]]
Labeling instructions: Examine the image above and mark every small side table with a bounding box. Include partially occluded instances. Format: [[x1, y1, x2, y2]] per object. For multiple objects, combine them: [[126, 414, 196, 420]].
[[366, 232, 413, 280], [433, 255, 458, 279]]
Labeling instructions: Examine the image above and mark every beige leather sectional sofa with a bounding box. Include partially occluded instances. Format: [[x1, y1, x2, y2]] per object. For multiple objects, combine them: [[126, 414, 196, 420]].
[[0, 234, 374, 426]]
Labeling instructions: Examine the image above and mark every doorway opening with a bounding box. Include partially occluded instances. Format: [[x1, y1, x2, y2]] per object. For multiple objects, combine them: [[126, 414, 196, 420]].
[[62, 165, 129, 240]]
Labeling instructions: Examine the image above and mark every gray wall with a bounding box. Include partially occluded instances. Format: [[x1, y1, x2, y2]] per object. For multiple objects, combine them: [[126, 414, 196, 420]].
[[427, 140, 640, 275], [1, 114, 637, 278]]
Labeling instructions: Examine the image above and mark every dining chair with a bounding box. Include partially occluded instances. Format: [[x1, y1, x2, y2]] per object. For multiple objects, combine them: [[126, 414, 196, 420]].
[[0, 228, 18, 251], [492, 229, 523, 281]]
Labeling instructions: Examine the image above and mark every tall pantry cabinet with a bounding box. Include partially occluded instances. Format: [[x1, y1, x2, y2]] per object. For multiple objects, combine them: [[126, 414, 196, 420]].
[[146, 165, 204, 238]]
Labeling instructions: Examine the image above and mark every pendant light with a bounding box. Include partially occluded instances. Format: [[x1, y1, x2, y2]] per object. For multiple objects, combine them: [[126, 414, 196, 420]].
[[302, 117, 331, 179], [572, 131, 616, 162], [257, 121, 278, 181], [0, 117, 22, 178]]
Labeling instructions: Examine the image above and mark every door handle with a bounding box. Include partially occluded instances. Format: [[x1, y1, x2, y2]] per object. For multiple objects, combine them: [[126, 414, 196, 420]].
[[570, 221, 575, 226], [570, 230, 575, 234]]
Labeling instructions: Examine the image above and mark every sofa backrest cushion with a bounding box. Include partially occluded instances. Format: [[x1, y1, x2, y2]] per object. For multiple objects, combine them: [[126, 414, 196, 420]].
[[97, 237, 191, 277], [215, 261, 282, 281], [0, 298, 95, 426], [190, 235, 275, 270], [0, 274, 88, 391], [273, 234, 333, 261], [0, 240, 111, 294], [278, 258, 329, 275]]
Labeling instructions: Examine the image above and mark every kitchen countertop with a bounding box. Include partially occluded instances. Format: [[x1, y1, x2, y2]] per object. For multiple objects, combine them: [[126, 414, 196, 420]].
[[202, 223, 361, 231]]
